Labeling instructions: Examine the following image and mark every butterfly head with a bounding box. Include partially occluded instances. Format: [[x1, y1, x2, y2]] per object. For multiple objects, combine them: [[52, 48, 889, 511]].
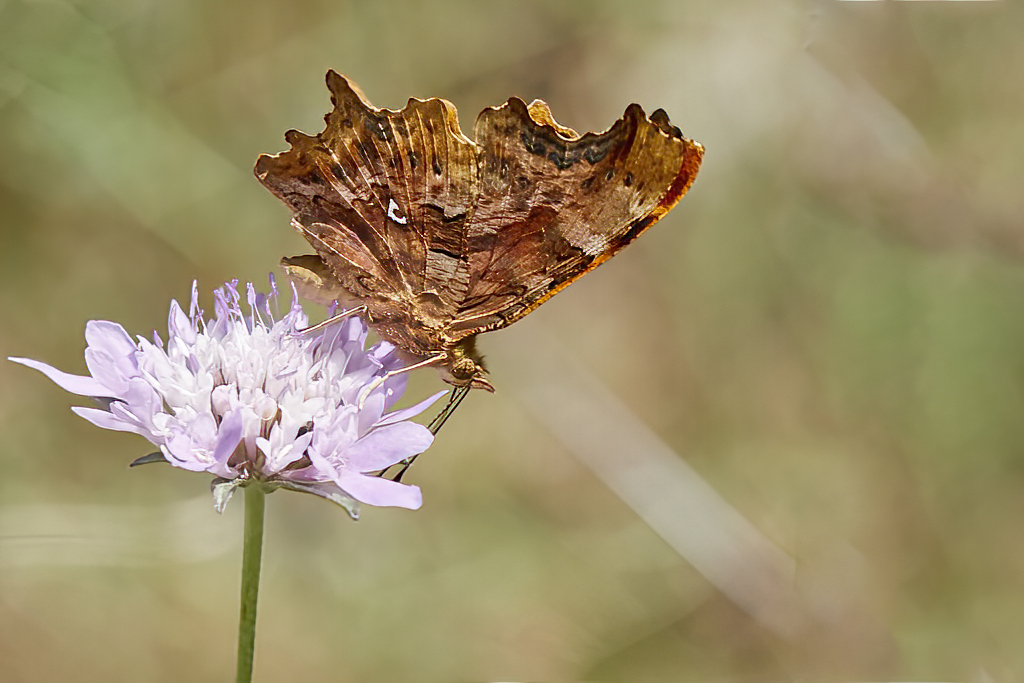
[[444, 337, 494, 393]]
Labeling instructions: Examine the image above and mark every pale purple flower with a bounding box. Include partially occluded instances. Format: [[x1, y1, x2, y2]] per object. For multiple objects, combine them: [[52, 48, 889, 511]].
[[9, 280, 444, 516]]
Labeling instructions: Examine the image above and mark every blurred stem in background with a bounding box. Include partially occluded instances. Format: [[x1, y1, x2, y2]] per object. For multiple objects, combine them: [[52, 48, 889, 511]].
[[236, 484, 266, 683]]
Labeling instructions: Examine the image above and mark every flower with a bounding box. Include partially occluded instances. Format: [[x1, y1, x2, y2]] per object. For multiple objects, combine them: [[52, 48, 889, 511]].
[[9, 279, 444, 516]]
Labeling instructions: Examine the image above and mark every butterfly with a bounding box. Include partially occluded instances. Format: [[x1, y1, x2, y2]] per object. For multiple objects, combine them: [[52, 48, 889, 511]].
[[255, 70, 703, 402]]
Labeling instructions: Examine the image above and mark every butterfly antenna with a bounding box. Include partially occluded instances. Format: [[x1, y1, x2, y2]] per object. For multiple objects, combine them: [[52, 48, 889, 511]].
[[392, 385, 471, 483]]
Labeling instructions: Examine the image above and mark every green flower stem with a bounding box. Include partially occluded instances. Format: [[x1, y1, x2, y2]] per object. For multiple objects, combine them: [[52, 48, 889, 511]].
[[236, 483, 266, 683]]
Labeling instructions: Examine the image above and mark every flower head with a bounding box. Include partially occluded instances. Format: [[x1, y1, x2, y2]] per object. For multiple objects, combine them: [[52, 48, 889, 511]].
[[10, 280, 443, 516]]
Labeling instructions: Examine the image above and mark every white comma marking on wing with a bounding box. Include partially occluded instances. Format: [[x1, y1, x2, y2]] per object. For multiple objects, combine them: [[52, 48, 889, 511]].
[[387, 198, 408, 225]]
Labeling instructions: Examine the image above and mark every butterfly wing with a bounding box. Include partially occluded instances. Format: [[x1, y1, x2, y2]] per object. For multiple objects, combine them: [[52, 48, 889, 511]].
[[254, 71, 479, 355], [256, 72, 703, 359], [443, 98, 703, 339]]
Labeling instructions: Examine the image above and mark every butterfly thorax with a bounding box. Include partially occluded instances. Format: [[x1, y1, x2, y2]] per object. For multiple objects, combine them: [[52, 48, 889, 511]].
[[367, 314, 493, 391]]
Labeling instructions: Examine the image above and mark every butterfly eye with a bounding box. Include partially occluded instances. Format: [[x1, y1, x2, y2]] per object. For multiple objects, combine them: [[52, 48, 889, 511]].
[[449, 356, 479, 383]]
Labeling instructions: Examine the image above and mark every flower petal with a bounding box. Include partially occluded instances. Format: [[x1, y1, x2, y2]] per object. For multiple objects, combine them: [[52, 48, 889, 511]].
[[72, 406, 149, 435], [333, 470, 422, 509], [376, 390, 447, 427], [168, 299, 196, 344], [275, 430, 315, 470], [345, 422, 433, 472], [382, 373, 408, 409], [84, 320, 137, 358], [357, 390, 386, 435], [212, 410, 244, 464], [83, 349, 130, 397], [161, 436, 211, 472], [9, 357, 111, 397]]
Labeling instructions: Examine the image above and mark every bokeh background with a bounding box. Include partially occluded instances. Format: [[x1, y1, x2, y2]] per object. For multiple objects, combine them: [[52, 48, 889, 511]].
[[2, 0, 1023, 681]]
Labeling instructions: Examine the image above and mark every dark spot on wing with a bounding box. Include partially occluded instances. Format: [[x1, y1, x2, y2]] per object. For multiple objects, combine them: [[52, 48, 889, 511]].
[[548, 150, 574, 170], [518, 114, 620, 171], [582, 140, 612, 164], [364, 115, 395, 143], [429, 247, 462, 261], [619, 215, 654, 246], [624, 172, 633, 187], [605, 169, 615, 181], [520, 131, 545, 156], [432, 160, 442, 176], [608, 167, 693, 252], [546, 257, 595, 291], [355, 275, 378, 292]]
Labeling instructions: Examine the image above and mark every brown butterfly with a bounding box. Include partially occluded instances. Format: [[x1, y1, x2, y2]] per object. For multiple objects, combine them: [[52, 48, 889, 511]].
[[255, 70, 703, 398]]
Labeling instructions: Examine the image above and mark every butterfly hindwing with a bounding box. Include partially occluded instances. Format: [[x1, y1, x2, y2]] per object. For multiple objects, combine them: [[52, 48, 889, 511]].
[[444, 97, 703, 337]]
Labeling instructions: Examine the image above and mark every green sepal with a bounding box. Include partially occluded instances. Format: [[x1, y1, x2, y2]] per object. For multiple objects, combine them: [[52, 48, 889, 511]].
[[271, 480, 360, 520], [129, 451, 167, 467]]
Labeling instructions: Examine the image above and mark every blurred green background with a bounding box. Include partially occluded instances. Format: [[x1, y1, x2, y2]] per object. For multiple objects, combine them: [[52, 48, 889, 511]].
[[2, 0, 1023, 681]]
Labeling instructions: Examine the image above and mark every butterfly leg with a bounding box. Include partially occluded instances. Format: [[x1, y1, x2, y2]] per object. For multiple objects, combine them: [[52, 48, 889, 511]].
[[356, 353, 446, 409], [292, 305, 368, 336], [427, 384, 471, 435], [388, 385, 471, 482]]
